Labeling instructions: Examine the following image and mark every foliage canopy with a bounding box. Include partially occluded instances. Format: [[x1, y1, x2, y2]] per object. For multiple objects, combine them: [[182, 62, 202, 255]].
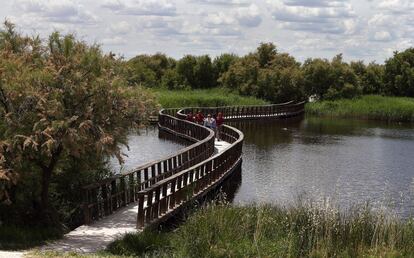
[[0, 22, 157, 223]]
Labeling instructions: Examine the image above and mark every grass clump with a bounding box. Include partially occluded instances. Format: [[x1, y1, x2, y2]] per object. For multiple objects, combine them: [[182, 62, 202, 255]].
[[106, 230, 171, 257], [306, 95, 414, 122], [106, 203, 414, 257], [152, 88, 268, 108], [0, 225, 63, 250]]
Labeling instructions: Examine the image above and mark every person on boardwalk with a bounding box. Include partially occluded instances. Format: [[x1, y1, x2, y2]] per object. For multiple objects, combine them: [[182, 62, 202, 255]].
[[186, 111, 194, 122], [216, 112, 224, 141], [195, 110, 204, 125], [203, 114, 216, 134]]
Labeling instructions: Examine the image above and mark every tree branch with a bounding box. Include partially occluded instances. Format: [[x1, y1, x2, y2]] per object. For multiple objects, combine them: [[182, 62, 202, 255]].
[[0, 85, 10, 114]]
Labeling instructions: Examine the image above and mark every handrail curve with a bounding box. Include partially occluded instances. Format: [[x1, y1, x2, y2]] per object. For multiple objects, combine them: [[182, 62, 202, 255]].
[[82, 101, 305, 226], [82, 108, 215, 224]]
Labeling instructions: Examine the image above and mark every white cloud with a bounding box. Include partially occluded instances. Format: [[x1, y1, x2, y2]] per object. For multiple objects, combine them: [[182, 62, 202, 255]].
[[101, 36, 127, 45], [373, 31, 393, 42], [0, 0, 411, 62], [14, 0, 98, 24], [108, 21, 132, 35], [267, 0, 356, 35], [102, 0, 176, 16], [203, 3, 261, 29], [236, 4, 262, 27], [190, 0, 252, 6]]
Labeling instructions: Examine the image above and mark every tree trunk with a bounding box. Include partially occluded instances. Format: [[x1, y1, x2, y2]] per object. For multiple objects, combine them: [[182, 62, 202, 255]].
[[40, 166, 53, 213], [38, 145, 62, 223]]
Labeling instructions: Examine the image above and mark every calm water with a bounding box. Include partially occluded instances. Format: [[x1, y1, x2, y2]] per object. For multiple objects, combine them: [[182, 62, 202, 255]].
[[110, 127, 182, 173], [117, 118, 414, 218], [231, 117, 414, 218]]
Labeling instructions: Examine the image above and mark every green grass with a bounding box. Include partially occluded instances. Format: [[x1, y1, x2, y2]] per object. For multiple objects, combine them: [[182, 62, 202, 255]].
[[104, 203, 414, 258], [0, 225, 63, 250], [306, 95, 414, 122], [152, 88, 268, 108]]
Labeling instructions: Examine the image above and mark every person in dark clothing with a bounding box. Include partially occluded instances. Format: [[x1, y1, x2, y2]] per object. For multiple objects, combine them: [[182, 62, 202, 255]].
[[186, 111, 194, 122], [216, 112, 224, 141]]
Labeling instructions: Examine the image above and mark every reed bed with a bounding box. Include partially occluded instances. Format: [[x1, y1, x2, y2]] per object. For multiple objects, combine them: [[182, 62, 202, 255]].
[[306, 95, 414, 122], [106, 203, 414, 257], [152, 88, 267, 108]]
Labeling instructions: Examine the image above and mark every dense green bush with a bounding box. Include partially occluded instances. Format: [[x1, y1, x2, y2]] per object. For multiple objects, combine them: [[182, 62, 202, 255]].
[[123, 42, 414, 102], [220, 43, 305, 103], [0, 22, 157, 229], [384, 48, 414, 97]]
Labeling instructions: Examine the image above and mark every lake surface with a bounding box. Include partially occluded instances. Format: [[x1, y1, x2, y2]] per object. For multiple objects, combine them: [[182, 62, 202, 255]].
[[231, 117, 414, 218], [116, 118, 414, 218], [110, 127, 182, 173]]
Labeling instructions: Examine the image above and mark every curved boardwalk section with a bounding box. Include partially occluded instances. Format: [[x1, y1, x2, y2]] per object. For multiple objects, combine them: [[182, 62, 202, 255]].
[[42, 101, 304, 254], [82, 110, 215, 224]]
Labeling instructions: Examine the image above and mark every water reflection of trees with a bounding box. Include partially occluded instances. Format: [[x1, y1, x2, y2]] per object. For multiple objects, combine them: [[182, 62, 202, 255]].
[[229, 117, 303, 149]]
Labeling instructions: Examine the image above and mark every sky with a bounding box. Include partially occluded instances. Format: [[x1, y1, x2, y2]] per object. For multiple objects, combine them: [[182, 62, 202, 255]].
[[1, 0, 413, 63]]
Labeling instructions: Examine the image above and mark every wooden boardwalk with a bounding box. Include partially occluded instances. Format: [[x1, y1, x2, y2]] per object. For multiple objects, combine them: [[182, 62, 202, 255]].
[[41, 140, 232, 253], [37, 101, 305, 254]]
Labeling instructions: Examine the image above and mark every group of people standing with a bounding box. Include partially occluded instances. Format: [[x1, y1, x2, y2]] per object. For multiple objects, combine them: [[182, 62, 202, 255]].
[[186, 111, 224, 141]]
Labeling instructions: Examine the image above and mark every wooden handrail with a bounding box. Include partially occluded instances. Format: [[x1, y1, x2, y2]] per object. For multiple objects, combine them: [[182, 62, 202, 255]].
[[82, 108, 215, 224], [136, 125, 244, 228], [81, 101, 305, 226], [176, 101, 305, 121]]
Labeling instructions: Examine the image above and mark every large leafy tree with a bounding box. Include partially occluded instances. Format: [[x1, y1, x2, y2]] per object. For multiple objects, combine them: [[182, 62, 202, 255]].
[[220, 43, 304, 103], [0, 22, 157, 221], [384, 48, 414, 97]]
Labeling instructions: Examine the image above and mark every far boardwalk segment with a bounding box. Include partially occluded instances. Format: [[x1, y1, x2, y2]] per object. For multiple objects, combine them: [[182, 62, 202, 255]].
[[60, 101, 306, 253]]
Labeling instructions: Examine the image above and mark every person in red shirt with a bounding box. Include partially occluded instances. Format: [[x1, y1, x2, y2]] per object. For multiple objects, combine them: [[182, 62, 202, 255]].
[[216, 112, 224, 141], [195, 111, 204, 125]]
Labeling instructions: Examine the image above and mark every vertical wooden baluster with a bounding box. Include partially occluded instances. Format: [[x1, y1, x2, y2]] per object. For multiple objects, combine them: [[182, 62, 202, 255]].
[[111, 180, 117, 211], [161, 184, 168, 214], [153, 187, 160, 219], [137, 170, 142, 192], [144, 168, 149, 188], [146, 191, 153, 222], [129, 173, 135, 202], [163, 160, 168, 177], [137, 193, 145, 228], [102, 184, 109, 216], [157, 162, 162, 177], [151, 165, 156, 184], [83, 189, 91, 224], [170, 180, 176, 209], [120, 177, 126, 207]]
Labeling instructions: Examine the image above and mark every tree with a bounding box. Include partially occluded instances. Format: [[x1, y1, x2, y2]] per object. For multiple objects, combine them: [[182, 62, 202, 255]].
[[127, 53, 175, 87], [176, 55, 197, 88], [213, 53, 239, 85], [220, 43, 304, 103], [384, 48, 414, 97], [303, 55, 361, 100], [0, 23, 157, 222], [194, 55, 216, 88], [256, 42, 277, 68], [361, 63, 385, 94]]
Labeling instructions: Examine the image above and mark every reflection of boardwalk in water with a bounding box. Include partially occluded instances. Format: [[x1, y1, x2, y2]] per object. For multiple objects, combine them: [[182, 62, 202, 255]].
[[40, 102, 305, 254]]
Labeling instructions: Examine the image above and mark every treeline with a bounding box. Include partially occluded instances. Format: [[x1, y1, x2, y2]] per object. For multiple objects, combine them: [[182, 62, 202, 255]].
[[126, 43, 414, 103]]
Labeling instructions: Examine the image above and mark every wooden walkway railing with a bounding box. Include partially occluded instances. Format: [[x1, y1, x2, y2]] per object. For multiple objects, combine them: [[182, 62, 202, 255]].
[[81, 101, 305, 227], [177, 101, 305, 121], [136, 125, 243, 228], [82, 109, 215, 224]]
